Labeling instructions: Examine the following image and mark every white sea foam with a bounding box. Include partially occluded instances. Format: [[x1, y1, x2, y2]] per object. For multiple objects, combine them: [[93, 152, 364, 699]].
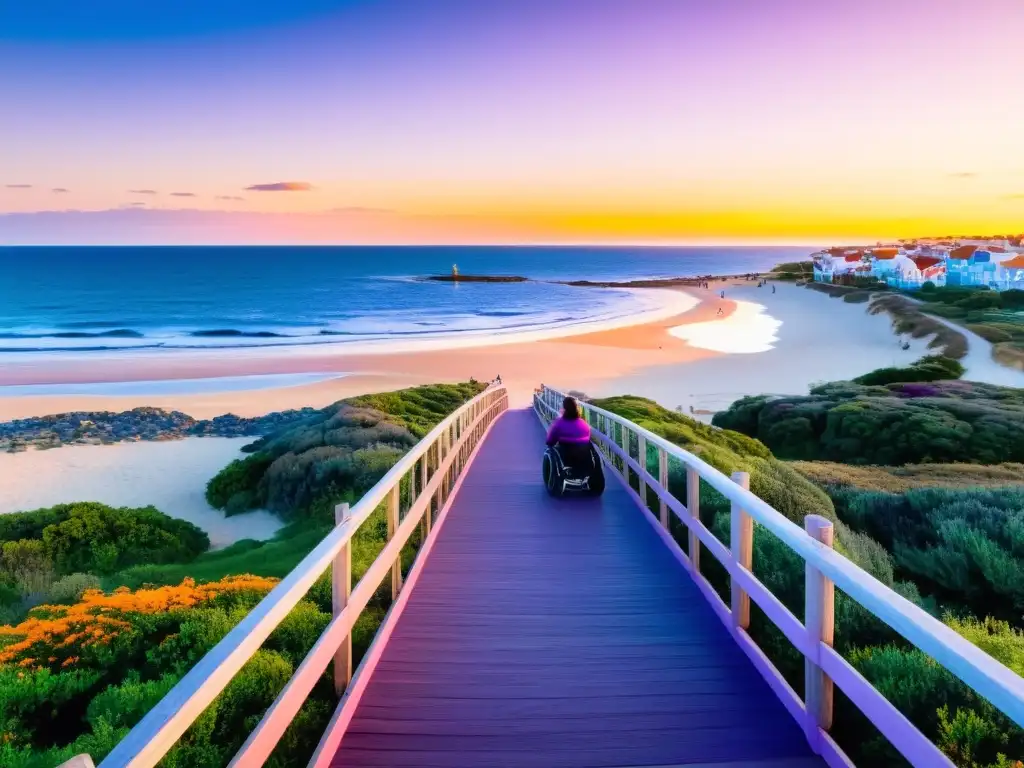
[[668, 300, 782, 354]]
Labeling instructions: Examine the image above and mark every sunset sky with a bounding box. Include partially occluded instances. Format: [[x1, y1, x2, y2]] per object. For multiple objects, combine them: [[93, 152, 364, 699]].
[[2, 0, 1023, 244]]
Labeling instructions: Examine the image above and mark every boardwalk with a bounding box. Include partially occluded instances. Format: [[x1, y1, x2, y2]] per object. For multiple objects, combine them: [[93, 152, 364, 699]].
[[332, 409, 821, 768]]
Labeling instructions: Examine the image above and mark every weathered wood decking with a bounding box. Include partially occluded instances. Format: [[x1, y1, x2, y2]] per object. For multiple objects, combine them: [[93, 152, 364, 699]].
[[331, 409, 822, 767]]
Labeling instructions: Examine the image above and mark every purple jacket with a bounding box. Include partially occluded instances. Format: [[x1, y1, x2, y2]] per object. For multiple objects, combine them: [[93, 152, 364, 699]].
[[546, 416, 591, 446]]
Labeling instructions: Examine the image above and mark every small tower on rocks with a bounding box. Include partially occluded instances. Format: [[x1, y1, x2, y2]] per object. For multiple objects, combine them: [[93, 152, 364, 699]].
[[452, 263, 459, 278]]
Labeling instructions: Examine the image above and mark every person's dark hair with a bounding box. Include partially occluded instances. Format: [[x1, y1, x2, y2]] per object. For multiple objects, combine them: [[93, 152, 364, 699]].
[[562, 396, 580, 420]]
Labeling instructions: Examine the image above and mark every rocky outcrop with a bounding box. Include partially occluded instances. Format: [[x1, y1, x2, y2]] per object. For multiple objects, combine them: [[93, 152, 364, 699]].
[[0, 406, 319, 451]]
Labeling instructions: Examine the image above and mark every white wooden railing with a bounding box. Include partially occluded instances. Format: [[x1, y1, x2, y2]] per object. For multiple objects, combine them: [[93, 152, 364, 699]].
[[91, 384, 508, 768], [534, 384, 1024, 768]]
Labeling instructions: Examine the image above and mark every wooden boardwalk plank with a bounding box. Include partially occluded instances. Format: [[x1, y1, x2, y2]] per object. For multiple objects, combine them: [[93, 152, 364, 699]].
[[331, 409, 821, 767]]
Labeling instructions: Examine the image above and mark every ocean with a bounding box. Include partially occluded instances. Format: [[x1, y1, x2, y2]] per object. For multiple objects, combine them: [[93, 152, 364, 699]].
[[0, 245, 810, 354]]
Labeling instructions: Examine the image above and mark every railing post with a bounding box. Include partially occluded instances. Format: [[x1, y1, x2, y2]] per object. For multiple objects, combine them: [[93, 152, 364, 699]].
[[729, 472, 752, 630], [658, 448, 669, 529], [332, 503, 352, 694], [387, 486, 402, 600], [638, 434, 648, 508], [56, 756, 95, 768], [804, 514, 835, 749], [685, 466, 701, 572], [420, 454, 431, 536], [616, 423, 627, 478]]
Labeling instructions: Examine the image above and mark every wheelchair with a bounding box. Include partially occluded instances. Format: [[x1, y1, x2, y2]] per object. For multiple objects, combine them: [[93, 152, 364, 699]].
[[542, 441, 606, 497]]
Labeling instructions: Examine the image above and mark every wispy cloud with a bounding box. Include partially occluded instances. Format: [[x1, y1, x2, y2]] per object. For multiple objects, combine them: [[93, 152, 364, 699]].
[[5, 184, 32, 189], [129, 189, 158, 195], [949, 172, 978, 179], [216, 195, 246, 201], [1005, 193, 1024, 200], [170, 192, 197, 197], [246, 181, 313, 192], [52, 187, 70, 193]]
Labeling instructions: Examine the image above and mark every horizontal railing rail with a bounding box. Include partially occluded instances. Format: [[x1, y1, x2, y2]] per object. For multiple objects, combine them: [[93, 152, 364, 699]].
[[94, 384, 509, 768], [535, 385, 1024, 768]]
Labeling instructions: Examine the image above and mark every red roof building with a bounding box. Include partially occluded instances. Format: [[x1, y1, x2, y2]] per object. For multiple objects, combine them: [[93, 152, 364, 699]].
[[910, 256, 942, 271], [871, 248, 899, 259], [949, 245, 978, 260]]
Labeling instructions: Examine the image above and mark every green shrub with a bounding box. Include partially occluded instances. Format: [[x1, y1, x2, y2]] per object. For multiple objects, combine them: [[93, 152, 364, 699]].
[[205, 453, 274, 509], [591, 395, 834, 525], [789, 460, 1024, 493], [0, 503, 209, 582], [969, 324, 1014, 344], [854, 355, 965, 386], [844, 643, 1024, 767], [713, 380, 1024, 465], [46, 573, 102, 604], [206, 382, 485, 520], [770, 261, 814, 280], [825, 487, 1024, 620]]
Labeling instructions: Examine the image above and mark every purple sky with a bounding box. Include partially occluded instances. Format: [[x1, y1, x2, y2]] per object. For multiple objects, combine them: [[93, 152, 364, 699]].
[[2, 0, 1023, 243]]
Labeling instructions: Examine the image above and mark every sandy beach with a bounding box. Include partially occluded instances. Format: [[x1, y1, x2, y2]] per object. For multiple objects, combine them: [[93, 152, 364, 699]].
[[0, 287, 727, 418], [5, 281, 1022, 422], [5, 280, 1024, 544]]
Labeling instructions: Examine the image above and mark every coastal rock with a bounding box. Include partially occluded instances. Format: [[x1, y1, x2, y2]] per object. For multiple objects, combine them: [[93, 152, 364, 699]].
[[0, 406, 320, 451], [424, 274, 528, 283]]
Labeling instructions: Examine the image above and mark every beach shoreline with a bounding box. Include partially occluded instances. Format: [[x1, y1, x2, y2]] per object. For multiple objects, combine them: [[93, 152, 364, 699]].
[[0, 285, 737, 418], [3, 273, 1004, 425], [8, 276, 1022, 547]]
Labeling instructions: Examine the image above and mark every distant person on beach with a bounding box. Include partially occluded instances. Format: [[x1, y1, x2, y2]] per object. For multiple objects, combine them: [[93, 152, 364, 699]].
[[720, 290, 725, 299], [772, 285, 776, 294], [717, 307, 723, 316]]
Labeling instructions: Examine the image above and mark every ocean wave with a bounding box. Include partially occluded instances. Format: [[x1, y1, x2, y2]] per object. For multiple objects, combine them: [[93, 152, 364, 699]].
[[0, 284, 699, 356], [189, 329, 290, 338], [0, 329, 145, 339]]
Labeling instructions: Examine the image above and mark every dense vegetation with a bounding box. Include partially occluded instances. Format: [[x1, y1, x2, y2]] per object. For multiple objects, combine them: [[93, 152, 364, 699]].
[[712, 379, 1024, 465], [829, 487, 1024, 621], [590, 395, 835, 525], [853, 354, 964, 386], [206, 381, 486, 520], [0, 382, 486, 768], [769, 260, 814, 280], [595, 394, 1024, 767], [790, 460, 1024, 493], [0, 575, 338, 768], [0, 503, 209, 624]]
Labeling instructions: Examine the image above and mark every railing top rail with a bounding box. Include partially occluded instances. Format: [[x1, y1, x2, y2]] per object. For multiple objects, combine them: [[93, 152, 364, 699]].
[[539, 384, 1024, 728], [99, 384, 507, 768]]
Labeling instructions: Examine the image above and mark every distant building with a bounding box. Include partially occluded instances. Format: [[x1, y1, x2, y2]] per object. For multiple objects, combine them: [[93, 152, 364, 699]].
[[995, 253, 1024, 289], [812, 248, 866, 283], [813, 238, 1024, 291]]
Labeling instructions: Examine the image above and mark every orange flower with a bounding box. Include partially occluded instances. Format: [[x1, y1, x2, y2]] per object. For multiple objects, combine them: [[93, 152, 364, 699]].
[[0, 574, 278, 669]]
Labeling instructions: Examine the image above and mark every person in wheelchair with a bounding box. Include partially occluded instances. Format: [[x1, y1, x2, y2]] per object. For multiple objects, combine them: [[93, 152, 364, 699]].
[[543, 396, 605, 496]]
